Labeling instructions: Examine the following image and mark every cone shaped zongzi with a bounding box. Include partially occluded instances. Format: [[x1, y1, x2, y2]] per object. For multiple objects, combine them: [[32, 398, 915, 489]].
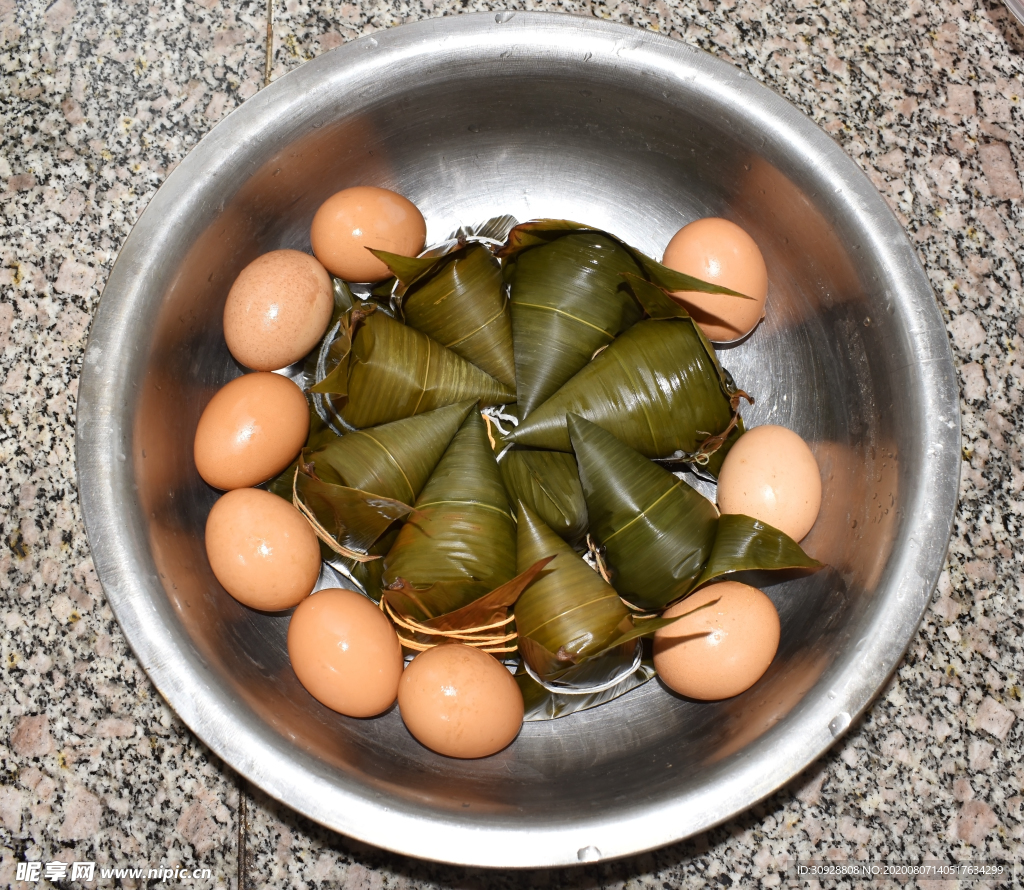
[[374, 244, 516, 389], [298, 401, 476, 601], [381, 411, 517, 620], [568, 414, 718, 612], [509, 318, 739, 466], [335, 311, 514, 428], [513, 503, 635, 684], [307, 400, 476, 504], [501, 225, 644, 417]]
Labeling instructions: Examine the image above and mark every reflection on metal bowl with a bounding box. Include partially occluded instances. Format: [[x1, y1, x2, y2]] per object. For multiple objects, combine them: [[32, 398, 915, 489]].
[[76, 12, 960, 869]]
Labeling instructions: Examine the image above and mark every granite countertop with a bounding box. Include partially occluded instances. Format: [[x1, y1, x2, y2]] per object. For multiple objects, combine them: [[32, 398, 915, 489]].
[[1, 0, 1023, 886]]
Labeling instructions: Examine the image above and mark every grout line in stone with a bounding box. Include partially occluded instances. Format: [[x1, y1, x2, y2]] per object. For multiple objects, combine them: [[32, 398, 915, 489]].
[[237, 779, 250, 890], [264, 0, 274, 87]]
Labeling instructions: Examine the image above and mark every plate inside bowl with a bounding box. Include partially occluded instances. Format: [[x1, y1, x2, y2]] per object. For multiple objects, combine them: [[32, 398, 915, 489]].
[[76, 12, 959, 868]]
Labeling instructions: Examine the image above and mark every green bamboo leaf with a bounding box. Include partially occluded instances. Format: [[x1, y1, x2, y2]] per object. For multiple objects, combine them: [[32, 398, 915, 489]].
[[370, 276, 397, 299], [308, 350, 350, 396], [266, 462, 297, 501], [306, 400, 476, 504], [502, 228, 644, 417], [627, 271, 696, 320], [304, 284, 366, 432], [381, 411, 517, 619], [294, 469, 414, 554], [299, 277, 358, 387], [588, 615, 685, 657], [309, 280, 359, 386], [630, 251, 753, 299], [368, 248, 448, 288], [331, 277, 357, 316], [568, 415, 719, 612], [384, 244, 516, 389], [589, 597, 721, 659], [340, 311, 515, 428], [695, 513, 822, 588], [508, 318, 737, 467], [499, 449, 588, 546], [307, 406, 340, 452], [513, 503, 633, 683]]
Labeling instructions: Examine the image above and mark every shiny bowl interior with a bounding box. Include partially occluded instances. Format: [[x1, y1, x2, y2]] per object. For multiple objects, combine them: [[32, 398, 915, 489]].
[[76, 13, 960, 868]]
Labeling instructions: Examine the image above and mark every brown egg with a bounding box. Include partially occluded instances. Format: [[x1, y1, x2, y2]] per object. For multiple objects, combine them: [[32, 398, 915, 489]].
[[223, 249, 333, 371], [398, 644, 524, 758], [288, 588, 403, 717], [194, 372, 309, 490], [717, 424, 822, 541], [662, 217, 769, 342], [310, 186, 426, 282], [653, 581, 780, 700], [205, 487, 321, 611]]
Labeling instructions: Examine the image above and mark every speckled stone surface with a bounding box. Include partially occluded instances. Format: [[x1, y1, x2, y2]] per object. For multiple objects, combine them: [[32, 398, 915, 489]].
[[1, 0, 1022, 886]]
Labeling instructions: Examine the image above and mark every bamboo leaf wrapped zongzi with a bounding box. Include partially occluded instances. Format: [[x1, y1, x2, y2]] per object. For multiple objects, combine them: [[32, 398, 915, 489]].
[[373, 244, 516, 389], [313, 308, 514, 429], [508, 317, 741, 468], [499, 223, 645, 417], [499, 219, 753, 299], [569, 415, 821, 610], [290, 402, 476, 600], [513, 503, 637, 685], [568, 414, 719, 612], [381, 410, 517, 620], [306, 400, 476, 504]]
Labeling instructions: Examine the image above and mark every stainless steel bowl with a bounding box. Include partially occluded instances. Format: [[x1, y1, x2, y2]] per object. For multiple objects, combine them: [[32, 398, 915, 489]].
[[76, 13, 960, 868], [1005, 0, 1024, 27]]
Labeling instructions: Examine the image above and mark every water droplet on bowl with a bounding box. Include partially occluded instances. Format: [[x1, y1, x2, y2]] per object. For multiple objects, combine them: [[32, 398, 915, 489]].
[[577, 846, 601, 862], [495, 11, 515, 23]]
